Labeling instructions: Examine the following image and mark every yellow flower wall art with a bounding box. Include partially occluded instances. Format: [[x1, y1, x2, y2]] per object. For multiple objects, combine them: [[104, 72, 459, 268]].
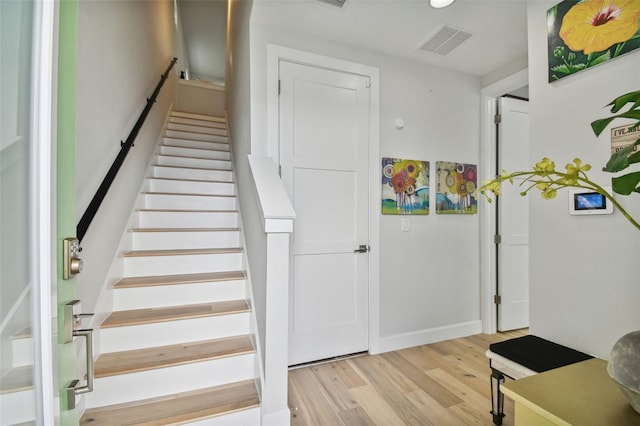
[[547, 0, 640, 82], [435, 162, 478, 214], [381, 157, 429, 215]]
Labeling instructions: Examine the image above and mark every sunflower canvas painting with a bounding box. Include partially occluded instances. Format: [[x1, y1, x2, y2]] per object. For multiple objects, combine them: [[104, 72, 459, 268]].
[[381, 157, 429, 215], [547, 0, 640, 82], [435, 162, 478, 214]]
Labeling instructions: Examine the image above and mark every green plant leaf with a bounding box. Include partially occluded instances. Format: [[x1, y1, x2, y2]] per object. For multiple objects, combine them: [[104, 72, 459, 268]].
[[551, 64, 571, 75], [588, 51, 610, 67], [591, 112, 640, 136], [607, 90, 640, 113], [612, 172, 640, 195], [603, 139, 640, 172]]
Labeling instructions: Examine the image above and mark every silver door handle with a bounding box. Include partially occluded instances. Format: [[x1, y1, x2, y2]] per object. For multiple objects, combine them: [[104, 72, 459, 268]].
[[354, 244, 370, 253], [65, 327, 94, 409]]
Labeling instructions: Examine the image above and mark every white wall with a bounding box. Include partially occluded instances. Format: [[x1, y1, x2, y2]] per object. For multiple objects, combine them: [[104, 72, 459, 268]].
[[527, 2, 640, 358], [250, 23, 483, 351], [179, 0, 227, 83], [75, 0, 180, 315]]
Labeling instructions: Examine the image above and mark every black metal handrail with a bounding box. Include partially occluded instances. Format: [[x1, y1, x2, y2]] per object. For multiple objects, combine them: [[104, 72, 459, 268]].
[[77, 57, 178, 242]]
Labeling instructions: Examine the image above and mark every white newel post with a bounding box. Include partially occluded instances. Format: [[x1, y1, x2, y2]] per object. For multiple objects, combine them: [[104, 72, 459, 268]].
[[247, 156, 295, 425]]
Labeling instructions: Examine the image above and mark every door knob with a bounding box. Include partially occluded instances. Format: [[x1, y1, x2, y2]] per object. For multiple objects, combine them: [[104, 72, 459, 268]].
[[354, 244, 370, 253], [63, 237, 83, 279]]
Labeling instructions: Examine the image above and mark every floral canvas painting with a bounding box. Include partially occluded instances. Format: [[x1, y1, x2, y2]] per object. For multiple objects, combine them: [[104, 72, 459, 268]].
[[547, 0, 640, 82], [435, 162, 478, 214], [381, 157, 429, 215]]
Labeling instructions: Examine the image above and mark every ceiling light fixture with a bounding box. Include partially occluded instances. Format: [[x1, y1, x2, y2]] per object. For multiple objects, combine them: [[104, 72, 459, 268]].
[[430, 0, 455, 8]]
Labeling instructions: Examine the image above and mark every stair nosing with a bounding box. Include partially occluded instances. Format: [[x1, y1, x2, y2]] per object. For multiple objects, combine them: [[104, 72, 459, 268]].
[[80, 380, 259, 426], [113, 271, 246, 288], [152, 164, 233, 173], [161, 144, 230, 154], [101, 300, 250, 329], [147, 176, 234, 184], [169, 116, 229, 127], [131, 227, 240, 233], [142, 191, 235, 198], [122, 247, 242, 257], [156, 153, 231, 162], [165, 128, 228, 137], [93, 334, 254, 378], [171, 111, 226, 123]]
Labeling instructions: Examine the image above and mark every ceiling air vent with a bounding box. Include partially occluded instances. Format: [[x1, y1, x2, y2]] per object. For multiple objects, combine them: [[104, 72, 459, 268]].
[[316, 0, 347, 8], [419, 25, 472, 55]]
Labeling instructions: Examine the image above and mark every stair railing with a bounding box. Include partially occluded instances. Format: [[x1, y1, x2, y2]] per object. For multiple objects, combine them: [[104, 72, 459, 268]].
[[76, 57, 178, 242]]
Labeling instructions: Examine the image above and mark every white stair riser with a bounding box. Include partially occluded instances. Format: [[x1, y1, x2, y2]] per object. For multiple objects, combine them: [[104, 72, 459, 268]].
[[167, 123, 227, 137], [84, 353, 255, 408], [151, 166, 233, 182], [0, 389, 35, 425], [163, 137, 229, 152], [148, 178, 235, 196], [157, 155, 231, 170], [100, 313, 250, 352], [160, 145, 231, 161], [143, 193, 236, 210], [124, 252, 243, 277], [113, 279, 246, 310], [185, 407, 261, 426], [165, 130, 227, 144], [132, 230, 240, 250], [169, 116, 227, 130], [138, 211, 238, 229], [11, 337, 34, 367], [171, 112, 226, 123]]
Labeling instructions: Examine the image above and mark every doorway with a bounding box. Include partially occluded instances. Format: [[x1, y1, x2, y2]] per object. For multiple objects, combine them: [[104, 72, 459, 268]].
[[479, 70, 529, 335], [266, 46, 380, 365]]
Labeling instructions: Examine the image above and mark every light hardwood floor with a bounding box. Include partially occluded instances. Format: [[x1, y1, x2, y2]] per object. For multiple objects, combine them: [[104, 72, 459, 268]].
[[288, 330, 527, 426]]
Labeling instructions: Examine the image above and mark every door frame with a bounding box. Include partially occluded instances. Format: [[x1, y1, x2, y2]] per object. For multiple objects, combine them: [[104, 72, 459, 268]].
[[266, 44, 382, 354], [479, 69, 528, 335]]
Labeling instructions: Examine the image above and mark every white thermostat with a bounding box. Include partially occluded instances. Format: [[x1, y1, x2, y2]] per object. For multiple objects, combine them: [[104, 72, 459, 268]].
[[568, 187, 613, 215]]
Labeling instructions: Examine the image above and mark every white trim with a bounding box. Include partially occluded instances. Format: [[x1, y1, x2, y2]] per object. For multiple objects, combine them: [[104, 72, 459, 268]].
[[376, 321, 483, 354], [479, 69, 528, 335], [265, 44, 381, 357]]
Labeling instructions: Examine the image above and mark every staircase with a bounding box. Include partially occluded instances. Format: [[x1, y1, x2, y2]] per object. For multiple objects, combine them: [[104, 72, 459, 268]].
[[1, 327, 35, 425], [80, 111, 261, 425]]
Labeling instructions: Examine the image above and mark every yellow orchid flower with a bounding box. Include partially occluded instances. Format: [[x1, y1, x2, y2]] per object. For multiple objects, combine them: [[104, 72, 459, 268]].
[[534, 157, 556, 173]]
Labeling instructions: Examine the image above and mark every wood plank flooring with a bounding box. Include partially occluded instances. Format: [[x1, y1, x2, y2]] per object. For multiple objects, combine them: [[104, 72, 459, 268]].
[[288, 330, 527, 426]]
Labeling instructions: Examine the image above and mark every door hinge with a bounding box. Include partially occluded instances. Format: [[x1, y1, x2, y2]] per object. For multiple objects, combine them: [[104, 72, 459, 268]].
[[494, 294, 502, 305], [278, 165, 282, 177], [494, 234, 502, 244], [365, 78, 371, 88], [278, 80, 281, 95], [494, 113, 502, 124]]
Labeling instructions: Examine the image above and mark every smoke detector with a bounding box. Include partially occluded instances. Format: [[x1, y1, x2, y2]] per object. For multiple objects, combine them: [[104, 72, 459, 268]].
[[315, 0, 347, 8], [419, 25, 472, 56]]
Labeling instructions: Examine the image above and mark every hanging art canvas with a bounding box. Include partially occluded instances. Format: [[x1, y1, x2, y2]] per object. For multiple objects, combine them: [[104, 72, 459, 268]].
[[435, 162, 478, 214], [547, 0, 640, 82], [381, 157, 429, 215]]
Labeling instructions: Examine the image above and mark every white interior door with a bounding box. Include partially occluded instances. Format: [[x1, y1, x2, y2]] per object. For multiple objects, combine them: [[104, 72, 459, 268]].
[[497, 97, 530, 331], [279, 60, 370, 366]]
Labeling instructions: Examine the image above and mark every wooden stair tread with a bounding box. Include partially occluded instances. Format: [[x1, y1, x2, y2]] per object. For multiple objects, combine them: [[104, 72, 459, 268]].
[[122, 247, 242, 257], [169, 116, 228, 129], [165, 128, 227, 137], [162, 144, 229, 153], [171, 111, 226, 123], [94, 335, 254, 378], [138, 208, 237, 213], [80, 380, 258, 426], [101, 300, 250, 328], [153, 163, 232, 172], [131, 227, 239, 233], [113, 271, 245, 288], [147, 176, 233, 184], [0, 366, 33, 394], [157, 153, 230, 161], [142, 191, 234, 198]]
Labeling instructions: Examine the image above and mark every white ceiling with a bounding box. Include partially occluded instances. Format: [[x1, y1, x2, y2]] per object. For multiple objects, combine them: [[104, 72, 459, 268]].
[[250, 0, 529, 79]]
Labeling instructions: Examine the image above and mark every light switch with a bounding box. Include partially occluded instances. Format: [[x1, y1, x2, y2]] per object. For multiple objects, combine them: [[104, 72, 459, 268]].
[[401, 218, 410, 232]]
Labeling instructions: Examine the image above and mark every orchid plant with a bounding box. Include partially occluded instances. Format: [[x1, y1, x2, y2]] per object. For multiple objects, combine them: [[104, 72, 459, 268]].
[[480, 90, 640, 231]]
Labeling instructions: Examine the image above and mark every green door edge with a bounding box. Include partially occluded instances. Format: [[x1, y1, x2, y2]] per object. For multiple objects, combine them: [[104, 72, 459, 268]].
[[57, 0, 79, 424]]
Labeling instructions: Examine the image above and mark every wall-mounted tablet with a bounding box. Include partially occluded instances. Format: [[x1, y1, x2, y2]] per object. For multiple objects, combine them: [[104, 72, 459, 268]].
[[568, 187, 613, 215]]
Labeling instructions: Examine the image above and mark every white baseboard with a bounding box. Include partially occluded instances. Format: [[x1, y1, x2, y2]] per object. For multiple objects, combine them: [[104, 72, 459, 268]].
[[374, 320, 483, 354], [261, 407, 291, 426]]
